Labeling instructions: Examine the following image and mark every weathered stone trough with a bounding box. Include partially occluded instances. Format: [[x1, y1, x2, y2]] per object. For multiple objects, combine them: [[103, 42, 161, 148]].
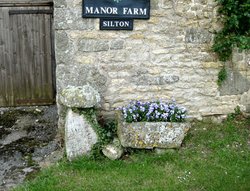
[[117, 114, 190, 149]]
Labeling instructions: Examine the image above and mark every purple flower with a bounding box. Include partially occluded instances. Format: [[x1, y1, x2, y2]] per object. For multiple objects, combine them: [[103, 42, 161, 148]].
[[122, 107, 127, 113], [160, 104, 165, 111], [140, 106, 145, 112], [120, 99, 187, 123], [161, 113, 169, 119], [132, 105, 137, 111]]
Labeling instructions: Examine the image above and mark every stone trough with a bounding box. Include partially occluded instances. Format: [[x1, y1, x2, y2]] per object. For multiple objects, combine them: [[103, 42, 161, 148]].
[[117, 121, 191, 149]]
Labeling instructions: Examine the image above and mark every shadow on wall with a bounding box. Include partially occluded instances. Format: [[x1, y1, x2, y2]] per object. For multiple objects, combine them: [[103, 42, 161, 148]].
[[219, 49, 250, 112], [220, 68, 250, 96]]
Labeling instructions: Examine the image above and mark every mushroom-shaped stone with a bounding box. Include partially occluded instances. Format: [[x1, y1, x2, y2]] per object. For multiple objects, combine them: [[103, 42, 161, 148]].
[[65, 109, 98, 161], [59, 85, 101, 108]]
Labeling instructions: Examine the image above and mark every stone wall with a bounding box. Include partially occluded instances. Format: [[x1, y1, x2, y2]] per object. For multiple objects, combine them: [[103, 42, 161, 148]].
[[54, 0, 250, 124]]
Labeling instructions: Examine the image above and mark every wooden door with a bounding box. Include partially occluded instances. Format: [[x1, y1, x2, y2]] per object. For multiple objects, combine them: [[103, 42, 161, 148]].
[[0, 3, 55, 106]]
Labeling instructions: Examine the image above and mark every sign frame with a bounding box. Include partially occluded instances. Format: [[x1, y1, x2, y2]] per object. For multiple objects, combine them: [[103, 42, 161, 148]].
[[82, 0, 150, 19], [100, 18, 134, 30]]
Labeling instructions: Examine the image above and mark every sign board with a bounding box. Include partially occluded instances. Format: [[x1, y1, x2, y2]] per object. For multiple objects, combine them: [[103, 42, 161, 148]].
[[100, 18, 133, 30], [82, 0, 150, 19]]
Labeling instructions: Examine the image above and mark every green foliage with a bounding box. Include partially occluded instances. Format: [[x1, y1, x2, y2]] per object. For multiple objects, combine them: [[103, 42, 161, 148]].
[[212, 0, 250, 61], [75, 108, 117, 159], [217, 65, 227, 86], [227, 105, 242, 120]]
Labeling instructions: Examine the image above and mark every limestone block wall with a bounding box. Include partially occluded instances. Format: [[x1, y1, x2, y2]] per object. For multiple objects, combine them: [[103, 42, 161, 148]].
[[54, 0, 250, 122]]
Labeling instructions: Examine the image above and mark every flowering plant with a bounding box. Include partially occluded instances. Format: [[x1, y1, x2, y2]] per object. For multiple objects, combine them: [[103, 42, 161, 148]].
[[118, 100, 187, 123]]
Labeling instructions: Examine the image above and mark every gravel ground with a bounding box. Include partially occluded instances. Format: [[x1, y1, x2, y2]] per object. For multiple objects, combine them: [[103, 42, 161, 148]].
[[0, 105, 63, 191]]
